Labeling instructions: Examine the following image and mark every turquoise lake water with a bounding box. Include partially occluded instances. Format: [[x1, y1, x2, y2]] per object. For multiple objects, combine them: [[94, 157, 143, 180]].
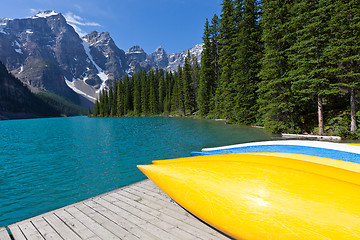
[[0, 116, 271, 227]]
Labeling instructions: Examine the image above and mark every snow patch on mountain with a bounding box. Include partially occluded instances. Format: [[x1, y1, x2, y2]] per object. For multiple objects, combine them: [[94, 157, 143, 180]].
[[65, 77, 97, 101], [32, 11, 59, 19], [0, 21, 8, 34], [13, 40, 23, 54], [81, 39, 109, 93], [18, 64, 24, 74]]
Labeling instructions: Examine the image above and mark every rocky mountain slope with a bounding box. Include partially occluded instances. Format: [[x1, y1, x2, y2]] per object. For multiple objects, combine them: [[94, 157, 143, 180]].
[[0, 11, 203, 104], [0, 60, 59, 119]]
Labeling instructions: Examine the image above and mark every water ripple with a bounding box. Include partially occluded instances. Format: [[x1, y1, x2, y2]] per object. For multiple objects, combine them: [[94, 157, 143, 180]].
[[0, 116, 270, 226]]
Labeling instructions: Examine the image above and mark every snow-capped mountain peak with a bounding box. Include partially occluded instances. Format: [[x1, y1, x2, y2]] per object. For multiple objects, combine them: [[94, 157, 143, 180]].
[[0, 10, 203, 106], [32, 10, 60, 19]]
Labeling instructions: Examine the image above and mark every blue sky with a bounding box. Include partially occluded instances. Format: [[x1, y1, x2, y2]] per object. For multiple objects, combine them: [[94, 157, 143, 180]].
[[0, 0, 222, 54]]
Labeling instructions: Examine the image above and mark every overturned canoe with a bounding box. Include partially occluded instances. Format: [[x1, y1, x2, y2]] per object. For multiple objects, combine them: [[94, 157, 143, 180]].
[[191, 140, 360, 164], [138, 153, 360, 240]]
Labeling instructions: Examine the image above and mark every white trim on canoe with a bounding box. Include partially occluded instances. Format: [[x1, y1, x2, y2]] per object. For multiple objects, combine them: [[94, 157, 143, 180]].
[[202, 140, 360, 154]]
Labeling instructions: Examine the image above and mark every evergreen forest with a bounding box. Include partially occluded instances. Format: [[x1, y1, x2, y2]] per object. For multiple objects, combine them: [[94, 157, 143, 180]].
[[94, 0, 360, 138]]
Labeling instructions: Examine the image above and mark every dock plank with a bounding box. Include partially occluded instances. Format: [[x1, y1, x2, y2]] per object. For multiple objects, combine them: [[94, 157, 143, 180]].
[[0, 228, 11, 240], [43, 213, 82, 240], [111, 191, 223, 240], [76, 202, 139, 240], [31, 218, 63, 240], [8, 225, 26, 240], [124, 182, 230, 239], [55, 209, 101, 240], [18, 221, 44, 240], [101, 194, 196, 240], [6, 180, 230, 240], [85, 199, 160, 240], [95, 196, 179, 240], [65, 206, 119, 240]]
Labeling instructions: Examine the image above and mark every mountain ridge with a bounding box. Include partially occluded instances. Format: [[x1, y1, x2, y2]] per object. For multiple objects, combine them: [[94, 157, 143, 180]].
[[0, 11, 203, 105]]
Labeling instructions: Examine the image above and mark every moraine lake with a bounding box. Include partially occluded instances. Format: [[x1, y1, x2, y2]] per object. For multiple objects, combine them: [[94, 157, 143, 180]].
[[0, 116, 271, 227]]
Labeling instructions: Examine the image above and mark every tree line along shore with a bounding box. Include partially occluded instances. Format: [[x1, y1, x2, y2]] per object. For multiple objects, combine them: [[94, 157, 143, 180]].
[[92, 0, 360, 139]]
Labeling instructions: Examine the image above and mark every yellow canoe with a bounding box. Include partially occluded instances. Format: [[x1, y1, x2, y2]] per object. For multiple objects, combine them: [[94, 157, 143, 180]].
[[138, 153, 360, 240]]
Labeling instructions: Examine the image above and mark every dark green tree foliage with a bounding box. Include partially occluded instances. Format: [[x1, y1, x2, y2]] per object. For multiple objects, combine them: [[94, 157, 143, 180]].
[[117, 80, 124, 116], [210, 14, 220, 88], [216, 0, 237, 120], [177, 65, 186, 115], [133, 73, 141, 115], [288, 0, 334, 135], [123, 75, 132, 113], [198, 16, 220, 116], [183, 52, 196, 114], [140, 71, 148, 114], [88, 107, 92, 117], [94, 0, 360, 137], [257, 0, 296, 133], [94, 59, 200, 118], [158, 73, 166, 113], [148, 69, 158, 115], [233, 0, 262, 124], [198, 19, 213, 116], [327, 0, 360, 133], [94, 100, 99, 116]]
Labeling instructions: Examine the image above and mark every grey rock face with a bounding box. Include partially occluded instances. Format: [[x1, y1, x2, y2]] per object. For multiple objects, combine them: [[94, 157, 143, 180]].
[[83, 31, 127, 80], [0, 12, 96, 104], [0, 11, 203, 104], [125, 44, 203, 74]]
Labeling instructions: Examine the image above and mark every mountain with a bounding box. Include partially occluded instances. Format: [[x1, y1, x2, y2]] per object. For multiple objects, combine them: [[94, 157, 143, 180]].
[[0, 60, 87, 120], [0, 11, 203, 105], [0, 60, 57, 119]]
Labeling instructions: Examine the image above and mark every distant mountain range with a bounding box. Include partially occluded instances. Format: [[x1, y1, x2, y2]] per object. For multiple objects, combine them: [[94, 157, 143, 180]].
[[0, 11, 203, 106]]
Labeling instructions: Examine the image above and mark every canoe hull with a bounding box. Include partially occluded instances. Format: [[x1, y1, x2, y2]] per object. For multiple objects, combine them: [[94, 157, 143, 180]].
[[138, 153, 360, 240]]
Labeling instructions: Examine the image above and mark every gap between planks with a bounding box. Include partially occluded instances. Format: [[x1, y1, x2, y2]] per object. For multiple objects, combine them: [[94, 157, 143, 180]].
[[6, 180, 230, 240]]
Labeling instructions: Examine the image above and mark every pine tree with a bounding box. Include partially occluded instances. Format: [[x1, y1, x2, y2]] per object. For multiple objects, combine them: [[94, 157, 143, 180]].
[[94, 100, 99, 117], [123, 75, 131, 114], [133, 73, 141, 115], [165, 71, 174, 114], [108, 84, 114, 117], [288, 0, 334, 135], [87, 107, 92, 118], [198, 19, 214, 116], [117, 79, 124, 116], [183, 51, 195, 113], [140, 71, 148, 115], [327, 0, 360, 133], [257, 0, 296, 133], [210, 14, 220, 90], [177, 65, 186, 115], [158, 73, 166, 113], [148, 69, 158, 114], [233, 0, 262, 124], [191, 54, 200, 112], [216, 0, 237, 120]]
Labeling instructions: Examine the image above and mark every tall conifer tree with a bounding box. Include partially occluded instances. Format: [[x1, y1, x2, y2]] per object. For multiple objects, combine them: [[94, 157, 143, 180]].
[[133, 73, 141, 115], [257, 0, 295, 133], [233, 0, 262, 124], [216, 0, 237, 120], [198, 19, 213, 116], [327, 0, 360, 133], [288, 0, 333, 135]]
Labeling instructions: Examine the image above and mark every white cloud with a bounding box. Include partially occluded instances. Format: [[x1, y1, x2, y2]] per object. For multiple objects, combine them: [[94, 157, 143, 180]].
[[64, 12, 101, 37], [30, 9, 38, 14], [64, 12, 101, 27]]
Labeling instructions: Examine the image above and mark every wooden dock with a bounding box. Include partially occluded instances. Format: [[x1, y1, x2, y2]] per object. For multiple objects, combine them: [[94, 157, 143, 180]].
[[1, 180, 230, 240]]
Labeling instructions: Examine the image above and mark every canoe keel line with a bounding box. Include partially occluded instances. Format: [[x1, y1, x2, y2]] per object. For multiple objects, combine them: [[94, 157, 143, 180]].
[[138, 141, 360, 240]]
